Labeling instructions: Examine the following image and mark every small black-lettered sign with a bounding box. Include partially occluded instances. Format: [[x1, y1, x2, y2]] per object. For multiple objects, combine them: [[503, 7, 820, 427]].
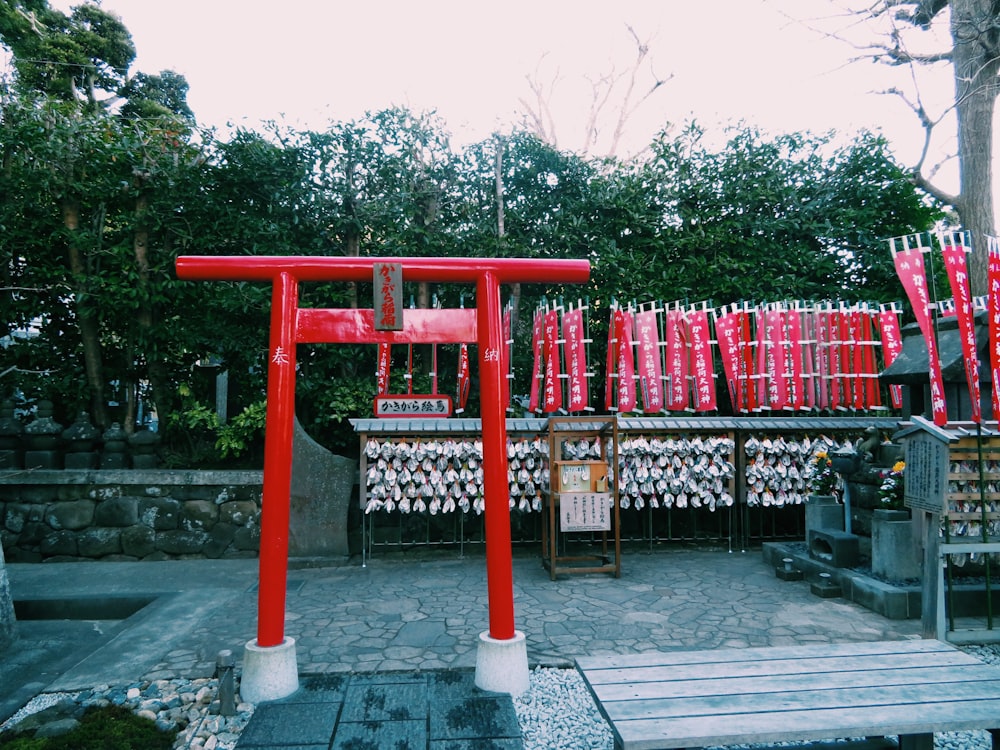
[[374, 395, 453, 418]]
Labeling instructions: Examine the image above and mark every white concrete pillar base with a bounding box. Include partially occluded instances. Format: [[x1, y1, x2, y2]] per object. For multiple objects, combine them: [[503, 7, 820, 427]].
[[474, 630, 529, 695], [241, 636, 299, 703]]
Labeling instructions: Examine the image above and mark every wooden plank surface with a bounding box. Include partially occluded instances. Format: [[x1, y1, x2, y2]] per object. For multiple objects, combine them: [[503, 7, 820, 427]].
[[577, 640, 1000, 750]]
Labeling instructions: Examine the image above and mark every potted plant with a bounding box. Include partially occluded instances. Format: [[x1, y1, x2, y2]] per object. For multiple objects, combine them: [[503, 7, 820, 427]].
[[878, 461, 906, 511], [804, 450, 840, 501]]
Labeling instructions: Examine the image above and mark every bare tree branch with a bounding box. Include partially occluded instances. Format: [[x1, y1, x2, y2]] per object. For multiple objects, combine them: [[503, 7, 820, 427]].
[[517, 23, 671, 157], [517, 56, 561, 149], [0, 366, 53, 379], [604, 24, 673, 158]]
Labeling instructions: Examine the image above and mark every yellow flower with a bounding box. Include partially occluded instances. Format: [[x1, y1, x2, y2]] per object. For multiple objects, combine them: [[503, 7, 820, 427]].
[[892, 460, 905, 473]]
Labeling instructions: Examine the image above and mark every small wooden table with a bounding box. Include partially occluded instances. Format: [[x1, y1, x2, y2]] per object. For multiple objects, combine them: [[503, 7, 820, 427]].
[[577, 640, 1000, 750]]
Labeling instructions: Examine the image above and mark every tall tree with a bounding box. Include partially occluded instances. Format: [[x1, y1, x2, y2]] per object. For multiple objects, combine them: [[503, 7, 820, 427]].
[[1, 0, 199, 428], [815, 0, 997, 294]]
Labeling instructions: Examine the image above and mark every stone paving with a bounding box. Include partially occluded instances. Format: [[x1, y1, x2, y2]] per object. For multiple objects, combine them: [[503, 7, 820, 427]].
[[2, 544, 923, 747]]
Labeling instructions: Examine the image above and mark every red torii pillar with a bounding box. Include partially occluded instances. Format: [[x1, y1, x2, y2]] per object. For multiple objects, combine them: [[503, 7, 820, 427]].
[[175, 256, 590, 699]]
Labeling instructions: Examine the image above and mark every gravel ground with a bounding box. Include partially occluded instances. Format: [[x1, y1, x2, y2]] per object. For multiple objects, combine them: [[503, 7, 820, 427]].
[[4, 644, 1000, 749]]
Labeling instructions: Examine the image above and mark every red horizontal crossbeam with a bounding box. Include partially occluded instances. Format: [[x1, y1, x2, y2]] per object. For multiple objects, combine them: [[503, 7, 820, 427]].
[[176, 255, 590, 285], [297, 308, 476, 344]]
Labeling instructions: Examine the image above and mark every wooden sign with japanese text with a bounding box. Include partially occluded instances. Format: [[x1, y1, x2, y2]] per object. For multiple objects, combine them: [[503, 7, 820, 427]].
[[560, 493, 612, 532], [374, 394, 452, 418], [373, 262, 403, 330], [904, 432, 949, 514]]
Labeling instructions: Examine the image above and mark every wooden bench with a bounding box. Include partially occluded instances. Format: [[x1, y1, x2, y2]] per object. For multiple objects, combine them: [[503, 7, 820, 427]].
[[577, 640, 1000, 750]]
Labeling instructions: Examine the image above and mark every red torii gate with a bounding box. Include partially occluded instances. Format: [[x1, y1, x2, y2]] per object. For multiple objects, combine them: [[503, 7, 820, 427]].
[[175, 255, 590, 697]]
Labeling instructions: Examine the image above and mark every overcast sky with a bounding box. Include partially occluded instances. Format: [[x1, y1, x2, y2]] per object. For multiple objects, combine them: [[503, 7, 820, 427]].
[[41, 0, 966, 190]]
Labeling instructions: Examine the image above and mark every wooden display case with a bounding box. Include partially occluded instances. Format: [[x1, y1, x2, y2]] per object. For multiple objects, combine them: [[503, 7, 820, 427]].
[[542, 416, 621, 580], [944, 432, 1000, 537]]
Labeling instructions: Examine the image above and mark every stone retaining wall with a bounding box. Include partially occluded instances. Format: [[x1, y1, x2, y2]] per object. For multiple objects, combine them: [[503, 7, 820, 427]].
[[0, 470, 263, 562]]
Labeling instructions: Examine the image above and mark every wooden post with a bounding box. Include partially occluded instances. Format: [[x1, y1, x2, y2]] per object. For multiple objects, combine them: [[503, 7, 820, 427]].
[[920, 510, 941, 639]]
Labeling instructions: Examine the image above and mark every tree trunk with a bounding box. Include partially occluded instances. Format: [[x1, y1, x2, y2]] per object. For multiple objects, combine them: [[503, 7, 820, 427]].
[[495, 138, 521, 332], [343, 159, 360, 311], [125, 193, 151, 435], [61, 198, 109, 427], [950, 0, 998, 296]]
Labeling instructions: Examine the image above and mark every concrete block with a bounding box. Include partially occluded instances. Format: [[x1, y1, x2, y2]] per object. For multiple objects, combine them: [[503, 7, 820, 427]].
[[808, 529, 860, 568], [474, 630, 529, 696], [872, 510, 921, 581], [811, 574, 842, 598], [776, 566, 804, 581], [241, 637, 298, 704]]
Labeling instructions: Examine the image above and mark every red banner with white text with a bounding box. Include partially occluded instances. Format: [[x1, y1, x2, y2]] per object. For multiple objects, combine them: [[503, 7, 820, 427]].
[[665, 308, 689, 411], [688, 306, 717, 412], [989, 238, 1000, 419], [376, 343, 391, 396], [562, 305, 588, 412], [542, 307, 562, 413], [634, 307, 664, 413], [893, 244, 948, 425], [714, 307, 742, 412], [616, 307, 637, 413], [941, 238, 982, 422], [528, 307, 544, 413], [878, 304, 904, 410]]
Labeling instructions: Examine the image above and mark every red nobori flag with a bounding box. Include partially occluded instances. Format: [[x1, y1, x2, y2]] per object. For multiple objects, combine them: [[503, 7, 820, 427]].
[[740, 306, 757, 412], [634, 306, 663, 412], [562, 305, 588, 412], [800, 306, 818, 410], [837, 306, 854, 410], [860, 307, 882, 410], [849, 306, 865, 410], [714, 306, 743, 412], [754, 307, 770, 410], [665, 307, 689, 411], [763, 306, 787, 410], [605, 305, 618, 411], [528, 306, 545, 413], [941, 234, 982, 423], [376, 343, 391, 396], [989, 237, 1000, 419], [828, 307, 845, 411], [815, 305, 832, 411], [501, 302, 512, 412], [543, 307, 563, 413], [879, 303, 904, 410], [784, 305, 805, 410], [688, 305, 717, 412], [456, 344, 471, 413], [616, 307, 637, 413], [892, 238, 948, 425]]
